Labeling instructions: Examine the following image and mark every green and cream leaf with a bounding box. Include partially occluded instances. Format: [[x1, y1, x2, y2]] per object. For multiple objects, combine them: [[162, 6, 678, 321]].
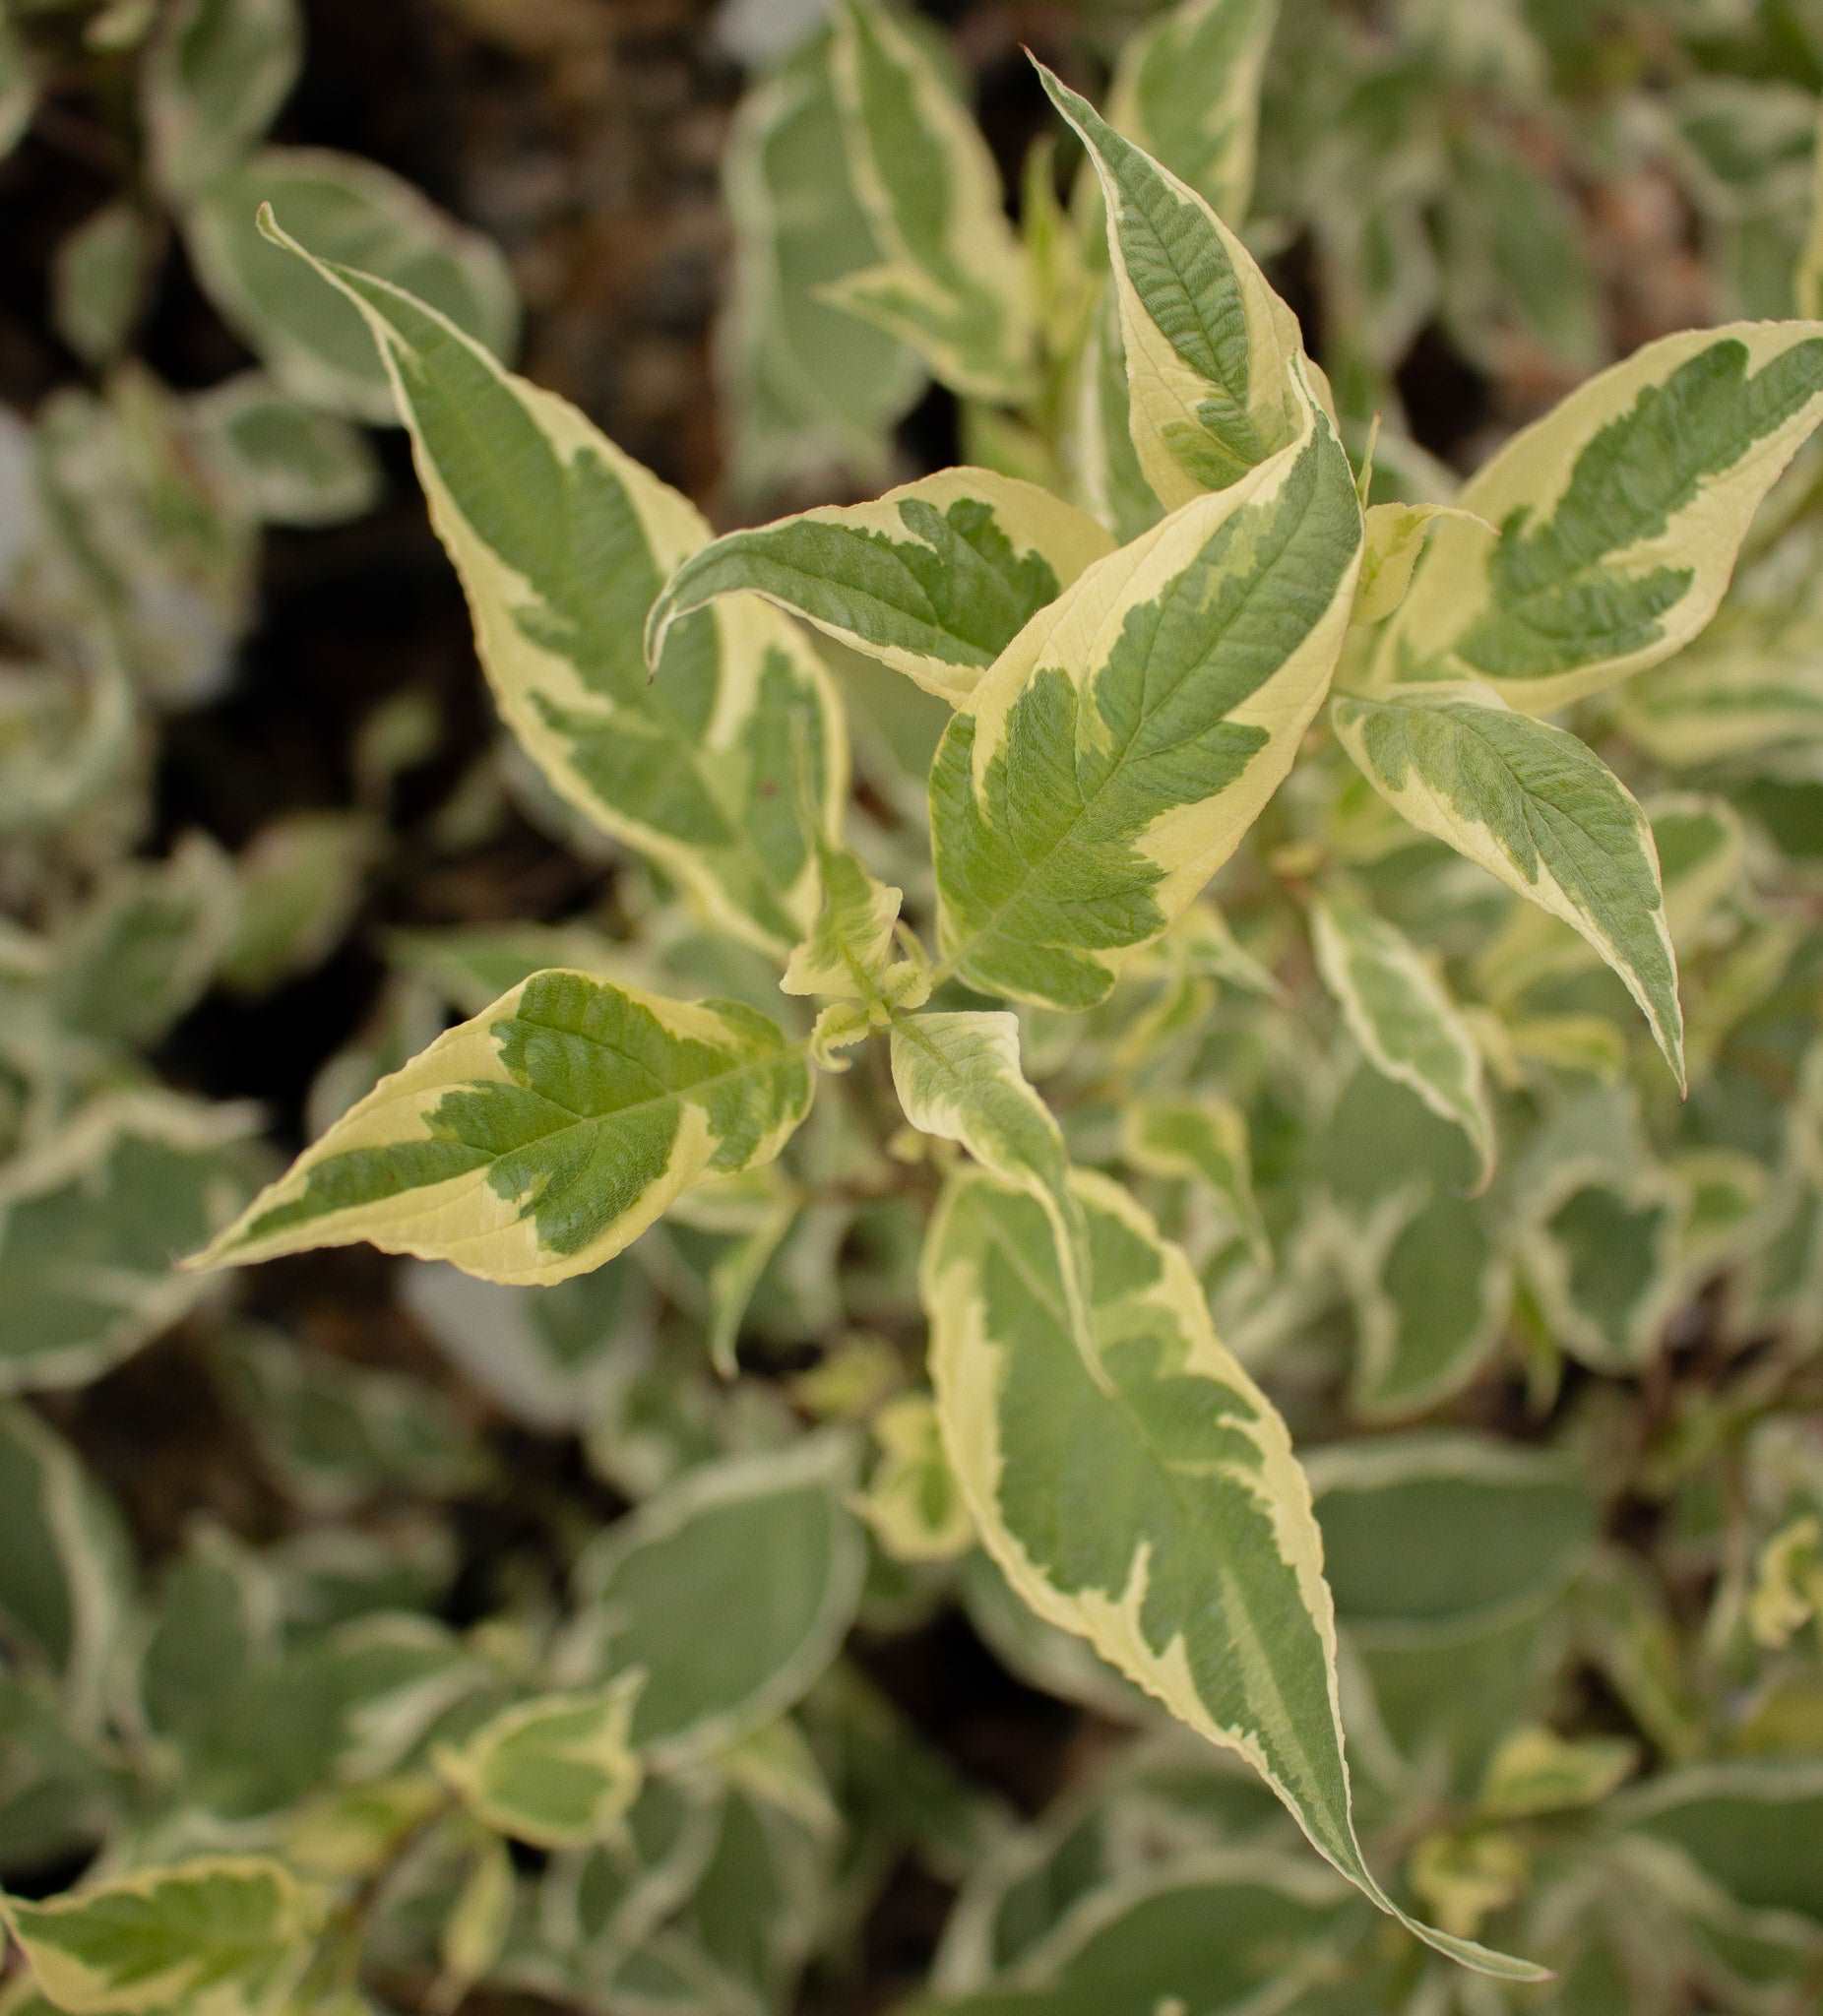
[[931, 372, 1362, 1009], [826, 0, 1034, 403], [189, 970, 812, 1286], [259, 211, 844, 954], [1331, 681, 1684, 1084], [1307, 887, 1495, 1189], [647, 471, 1114, 710], [1038, 64, 1304, 511], [925, 1167, 1544, 1980], [143, 0, 301, 202], [1364, 322, 1823, 710], [1122, 1097, 1269, 1265], [437, 1674, 645, 1850]]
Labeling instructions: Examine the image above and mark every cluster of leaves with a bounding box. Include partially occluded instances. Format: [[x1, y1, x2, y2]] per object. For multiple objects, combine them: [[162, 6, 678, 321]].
[[2, 1, 1823, 2013]]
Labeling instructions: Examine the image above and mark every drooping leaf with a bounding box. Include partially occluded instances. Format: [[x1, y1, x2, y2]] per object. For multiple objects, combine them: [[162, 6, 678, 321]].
[[647, 471, 1113, 710], [718, 29, 924, 499], [0, 1858, 317, 2016], [142, 0, 301, 202], [437, 1674, 645, 1850], [565, 1435, 864, 1764], [1307, 887, 1494, 1187], [1038, 64, 1303, 511], [186, 152, 518, 423], [925, 1166, 1543, 1980], [825, 0, 1034, 403], [931, 371, 1362, 1009], [189, 970, 813, 1287], [260, 212, 844, 954], [1332, 681, 1684, 1083], [1363, 323, 1823, 711], [1105, 0, 1279, 223]]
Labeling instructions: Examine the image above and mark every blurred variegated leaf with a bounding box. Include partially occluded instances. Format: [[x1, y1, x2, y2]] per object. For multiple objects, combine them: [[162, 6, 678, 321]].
[[438, 1673, 644, 1849], [262, 213, 845, 953], [1040, 65, 1304, 511], [186, 152, 519, 423], [434, 1831, 514, 2010], [189, 375, 382, 528], [142, 0, 301, 201], [134, 1521, 276, 1753], [1122, 1097, 1268, 1265], [51, 833, 239, 1049], [1106, 0, 1279, 222], [220, 811, 376, 994], [931, 373, 1361, 1008], [718, 32, 923, 500], [0, 1094, 261, 1393], [647, 471, 1113, 710], [1477, 1725, 1637, 1819], [0, 1858, 318, 2016], [191, 970, 813, 1286], [1364, 323, 1823, 711], [52, 203, 154, 368], [926, 1168, 1543, 1980], [1331, 682, 1684, 1083], [1649, 792, 1743, 942], [0, 13, 40, 162], [1308, 886, 1495, 1187], [0, 1405, 135, 1728], [826, 0, 1034, 403], [1610, 1759, 1823, 1929], [1523, 1175, 1678, 1373], [854, 1392, 972, 1562], [566, 1435, 864, 1763], [1614, 604, 1823, 768]]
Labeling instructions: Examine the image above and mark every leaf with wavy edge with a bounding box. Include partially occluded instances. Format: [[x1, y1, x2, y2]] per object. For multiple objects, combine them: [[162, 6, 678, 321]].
[[925, 1166, 1545, 1980]]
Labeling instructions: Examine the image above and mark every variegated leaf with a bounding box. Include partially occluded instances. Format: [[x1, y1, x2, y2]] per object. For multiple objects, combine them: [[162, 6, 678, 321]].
[[1106, 0, 1279, 222], [52, 202, 153, 368], [261, 212, 845, 954], [718, 31, 923, 500], [1308, 887, 1494, 1188], [931, 370, 1362, 1009], [925, 1167, 1543, 1981], [1364, 323, 1823, 711], [0, 1858, 317, 2016], [1122, 1096, 1268, 1265], [1063, 290, 1164, 543], [1612, 604, 1823, 767], [437, 1673, 645, 1849], [565, 1435, 864, 1763], [1039, 64, 1304, 511], [187, 153, 518, 424], [1331, 681, 1684, 1084], [142, 0, 300, 202], [188, 373, 382, 528], [1523, 1175, 1678, 1373], [646, 471, 1113, 710], [189, 970, 812, 1286], [826, 0, 1034, 404], [854, 1392, 973, 1562]]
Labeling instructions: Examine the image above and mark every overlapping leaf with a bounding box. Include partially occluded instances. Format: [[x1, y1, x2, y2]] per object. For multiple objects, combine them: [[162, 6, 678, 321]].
[[931, 370, 1362, 1009]]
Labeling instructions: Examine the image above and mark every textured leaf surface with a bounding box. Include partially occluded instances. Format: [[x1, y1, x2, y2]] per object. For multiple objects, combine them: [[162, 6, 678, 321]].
[[1040, 65, 1303, 511], [187, 152, 518, 422], [0, 1858, 315, 2016], [1332, 682, 1684, 1083], [827, 0, 1033, 402], [1308, 888, 1494, 1187], [262, 214, 843, 953], [1106, 0, 1278, 222], [567, 1436, 863, 1763], [191, 970, 811, 1286], [926, 1167, 1542, 1979], [932, 375, 1361, 1008], [1364, 323, 1823, 710], [438, 1674, 644, 1849], [143, 0, 300, 201], [647, 471, 1113, 709]]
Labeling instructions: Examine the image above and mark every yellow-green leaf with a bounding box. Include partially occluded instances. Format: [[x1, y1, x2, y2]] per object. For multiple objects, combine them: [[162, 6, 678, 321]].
[[436, 1673, 645, 1849]]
